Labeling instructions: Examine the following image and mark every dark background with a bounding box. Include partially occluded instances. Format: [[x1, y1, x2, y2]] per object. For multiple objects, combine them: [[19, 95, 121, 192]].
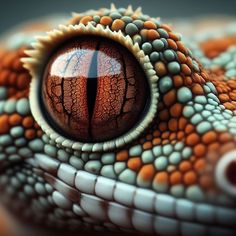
[[0, 0, 235, 34]]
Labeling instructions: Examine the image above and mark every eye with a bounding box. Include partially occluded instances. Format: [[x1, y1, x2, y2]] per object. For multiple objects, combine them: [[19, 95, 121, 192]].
[[23, 24, 158, 151], [41, 36, 149, 142], [215, 150, 236, 197]]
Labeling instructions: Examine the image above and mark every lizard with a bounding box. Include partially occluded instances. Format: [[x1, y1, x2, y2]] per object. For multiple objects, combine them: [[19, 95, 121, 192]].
[[0, 4, 236, 236]]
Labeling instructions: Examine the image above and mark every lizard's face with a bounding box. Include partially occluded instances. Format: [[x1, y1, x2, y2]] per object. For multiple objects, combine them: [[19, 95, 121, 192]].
[[0, 5, 236, 235]]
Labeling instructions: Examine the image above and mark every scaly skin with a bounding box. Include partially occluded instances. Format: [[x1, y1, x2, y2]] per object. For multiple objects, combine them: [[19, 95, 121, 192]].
[[1, 5, 236, 235]]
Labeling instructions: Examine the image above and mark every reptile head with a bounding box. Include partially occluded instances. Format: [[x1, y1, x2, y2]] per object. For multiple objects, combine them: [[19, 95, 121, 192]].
[[0, 4, 236, 235]]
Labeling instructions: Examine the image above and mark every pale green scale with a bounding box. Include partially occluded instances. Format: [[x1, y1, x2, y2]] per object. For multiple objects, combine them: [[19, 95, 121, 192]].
[[10, 126, 24, 138], [159, 76, 173, 93], [28, 139, 44, 152], [0, 135, 13, 146], [169, 152, 181, 165], [101, 165, 116, 179], [129, 144, 142, 156], [177, 87, 192, 103], [190, 114, 203, 125], [4, 100, 16, 114], [114, 162, 126, 175], [84, 160, 102, 174], [154, 156, 168, 170], [142, 150, 154, 163], [196, 121, 212, 134], [119, 169, 136, 184], [0, 87, 7, 100], [16, 98, 30, 115], [101, 153, 115, 164], [44, 144, 57, 157], [69, 156, 83, 169]]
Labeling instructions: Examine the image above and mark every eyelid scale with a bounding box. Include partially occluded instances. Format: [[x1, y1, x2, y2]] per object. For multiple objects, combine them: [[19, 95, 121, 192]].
[[0, 4, 236, 235]]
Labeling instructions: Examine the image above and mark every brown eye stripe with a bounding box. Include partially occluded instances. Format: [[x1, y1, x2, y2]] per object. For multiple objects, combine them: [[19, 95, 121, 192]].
[[42, 36, 149, 142]]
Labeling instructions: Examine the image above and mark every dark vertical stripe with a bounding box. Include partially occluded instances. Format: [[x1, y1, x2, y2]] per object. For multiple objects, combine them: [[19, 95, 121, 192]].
[[87, 43, 99, 138]]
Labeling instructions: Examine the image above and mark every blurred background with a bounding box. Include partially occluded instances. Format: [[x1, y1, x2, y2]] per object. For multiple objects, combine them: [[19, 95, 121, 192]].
[[0, 0, 236, 34]]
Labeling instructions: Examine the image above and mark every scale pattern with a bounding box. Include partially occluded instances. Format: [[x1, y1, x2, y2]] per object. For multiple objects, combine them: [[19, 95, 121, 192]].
[[0, 5, 236, 235]]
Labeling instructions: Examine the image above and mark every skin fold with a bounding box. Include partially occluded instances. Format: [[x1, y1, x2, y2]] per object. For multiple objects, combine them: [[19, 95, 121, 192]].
[[0, 5, 236, 236]]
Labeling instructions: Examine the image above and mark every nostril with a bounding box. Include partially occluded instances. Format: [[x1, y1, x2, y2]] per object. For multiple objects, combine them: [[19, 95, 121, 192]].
[[215, 150, 236, 197], [226, 160, 236, 186]]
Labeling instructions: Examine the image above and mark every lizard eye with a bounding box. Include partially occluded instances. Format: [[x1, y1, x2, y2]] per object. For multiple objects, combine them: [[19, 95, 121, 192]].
[[215, 150, 236, 197], [22, 24, 158, 151], [41, 36, 149, 142]]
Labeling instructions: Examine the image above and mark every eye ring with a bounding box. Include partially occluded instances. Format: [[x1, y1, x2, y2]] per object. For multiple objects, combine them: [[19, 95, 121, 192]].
[[215, 150, 236, 197], [22, 23, 159, 152]]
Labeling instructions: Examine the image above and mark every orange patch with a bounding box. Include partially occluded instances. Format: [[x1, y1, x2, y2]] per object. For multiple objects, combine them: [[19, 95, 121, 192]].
[[139, 164, 155, 181], [116, 150, 129, 161], [127, 157, 142, 171], [201, 36, 236, 59]]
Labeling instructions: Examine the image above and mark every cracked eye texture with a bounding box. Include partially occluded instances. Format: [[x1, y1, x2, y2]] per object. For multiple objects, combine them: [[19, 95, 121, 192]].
[[41, 36, 149, 142]]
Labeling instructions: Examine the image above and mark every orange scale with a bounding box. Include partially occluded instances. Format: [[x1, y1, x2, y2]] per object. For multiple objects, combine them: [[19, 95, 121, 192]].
[[169, 132, 176, 140], [168, 118, 178, 131], [152, 138, 161, 145], [185, 76, 193, 86], [111, 19, 125, 31], [186, 133, 200, 146], [228, 80, 236, 89], [140, 29, 148, 39], [208, 142, 220, 151], [143, 21, 157, 29], [147, 29, 160, 40], [154, 172, 169, 184], [177, 131, 185, 140], [183, 171, 197, 185], [193, 144, 206, 157], [186, 57, 193, 68], [192, 83, 204, 95], [178, 117, 188, 130], [80, 16, 93, 25], [116, 150, 129, 161], [0, 70, 10, 85], [173, 75, 184, 87], [181, 64, 192, 76], [159, 122, 168, 132], [155, 61, 167, 77], [0, 115, 10, 134], [179, 161, 192, 172], [138, 164, 155, 182], [194, 159, 206, 171], [9, 114, 22, 126], [163, 89, 176, 107], [168, 31, 179, 41], [170, 171, 182, 185], [25, 129, 36, 139], [185, 124, 194, 134], [176, 41, 188, 54], [229, 91, 236, 100], [202, 131, 218, 144], [162, 131, 170, 139], [170, 103, 182, 117], [143, 141, 152, 150], [22, 116, 34, 128], [128, 157, 142, 172], [167, 39, 178, 50], [177, 51, 187, 63], [100, 16, 113, 26]]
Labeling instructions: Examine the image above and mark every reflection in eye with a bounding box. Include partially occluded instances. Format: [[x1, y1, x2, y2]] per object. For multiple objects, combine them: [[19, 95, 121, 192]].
[[41, 36, 149, 142]]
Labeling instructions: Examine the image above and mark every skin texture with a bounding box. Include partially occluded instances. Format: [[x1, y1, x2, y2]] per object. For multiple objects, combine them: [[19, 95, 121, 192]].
[[0, 5, 236, 236]]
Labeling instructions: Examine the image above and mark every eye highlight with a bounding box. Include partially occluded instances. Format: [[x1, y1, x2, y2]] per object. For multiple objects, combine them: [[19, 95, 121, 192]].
[[41, 36, 149, 142]]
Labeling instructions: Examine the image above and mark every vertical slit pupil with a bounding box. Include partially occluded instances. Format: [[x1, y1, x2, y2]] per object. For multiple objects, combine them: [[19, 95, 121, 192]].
[[87, 43, 99, 120]]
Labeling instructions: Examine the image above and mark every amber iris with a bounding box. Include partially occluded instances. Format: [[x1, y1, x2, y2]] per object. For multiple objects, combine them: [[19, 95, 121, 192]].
[[41, 36, 149, 142]]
